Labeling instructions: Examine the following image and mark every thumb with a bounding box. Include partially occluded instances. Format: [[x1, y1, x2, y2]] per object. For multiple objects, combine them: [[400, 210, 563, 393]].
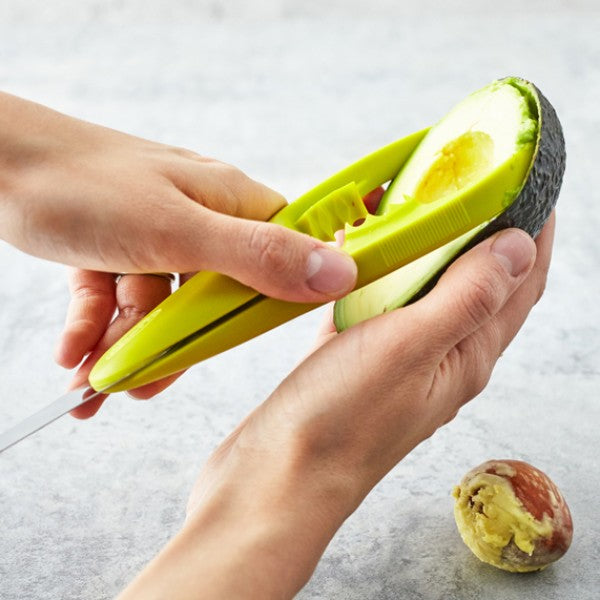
[[420, 228, 537, 351], [178, 209, 358, 302], [160, 161, 358, 302]]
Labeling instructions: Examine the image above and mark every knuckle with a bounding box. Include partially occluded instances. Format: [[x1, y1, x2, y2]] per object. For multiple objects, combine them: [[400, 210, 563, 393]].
[[459, 270, 504, 326], [248, 222, 294, 275], [219, 165, 284, 219], [224, 164, 256, 194], [211, 161, 244, 184], [471, 365, 493, 398], [450, 341, 494, 399], [166, 145, 207, 162], [484, 318, 504, 357], [209, 164, 247, 216], [469, 345, 495, 396], [118, 306, 149, 323], [71, 283, 112, 301], [468, 341, 497, 397]]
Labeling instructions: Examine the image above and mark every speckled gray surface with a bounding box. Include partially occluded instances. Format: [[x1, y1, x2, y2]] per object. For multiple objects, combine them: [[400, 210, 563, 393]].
[[1, 2, 599, 599]]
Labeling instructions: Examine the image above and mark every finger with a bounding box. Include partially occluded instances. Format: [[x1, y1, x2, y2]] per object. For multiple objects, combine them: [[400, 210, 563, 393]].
[[69, 366, 184, 419], [420, 228, 537, 354], [432, 216, 555, 409], [66, 391, 107, 420], [486, 213, 555, 352], [167, 207, 358, 303], [152, 158, 358, 302], [126, 374, 185, 399], [178, 271, 197, 287], [175, 158, 288, 221], [464, 213, 556, 362], [54, 269, 116, 369], [68, 274, 174, 418]]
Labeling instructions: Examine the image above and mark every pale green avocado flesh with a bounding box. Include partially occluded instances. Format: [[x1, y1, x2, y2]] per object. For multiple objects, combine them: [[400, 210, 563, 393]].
[[334, 78, 550, 332]]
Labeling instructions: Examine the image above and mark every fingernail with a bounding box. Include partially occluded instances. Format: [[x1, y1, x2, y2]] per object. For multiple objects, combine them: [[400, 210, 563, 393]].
[[306, 247, 357, 295], [491, 229, 535, 277]]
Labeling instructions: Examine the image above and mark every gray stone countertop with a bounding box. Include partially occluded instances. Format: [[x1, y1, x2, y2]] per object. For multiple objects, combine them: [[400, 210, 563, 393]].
[[0, 2, 599, 598]]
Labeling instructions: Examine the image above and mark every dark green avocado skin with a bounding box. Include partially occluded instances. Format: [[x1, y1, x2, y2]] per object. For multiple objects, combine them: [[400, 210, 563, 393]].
[[405, 82, 565, 306]]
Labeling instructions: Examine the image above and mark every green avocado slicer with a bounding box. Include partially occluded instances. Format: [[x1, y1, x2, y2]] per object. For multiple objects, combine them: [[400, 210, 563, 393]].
[[0, 76, 565, 454], [86, 126, 533, 393], [0, 123, 536, 454]]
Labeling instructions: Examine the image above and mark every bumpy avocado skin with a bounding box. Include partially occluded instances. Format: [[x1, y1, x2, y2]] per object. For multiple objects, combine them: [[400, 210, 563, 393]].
[[400, 81, 565, 306]]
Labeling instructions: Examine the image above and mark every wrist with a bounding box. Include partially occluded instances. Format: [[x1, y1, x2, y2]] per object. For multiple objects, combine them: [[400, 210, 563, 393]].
[[119, 489, 341, 600], [0, 92, 59, 170], [0, 93, 64, 246], [119, 431, 359, 600]]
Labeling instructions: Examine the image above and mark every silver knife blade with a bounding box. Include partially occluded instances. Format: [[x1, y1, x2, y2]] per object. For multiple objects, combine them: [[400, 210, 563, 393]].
[[0, 293, 268, 454], [0, 386, 106, 454]]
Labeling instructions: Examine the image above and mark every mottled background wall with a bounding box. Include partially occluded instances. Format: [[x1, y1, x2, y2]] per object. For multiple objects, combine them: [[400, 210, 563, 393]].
[[0, 1, 599, 599]]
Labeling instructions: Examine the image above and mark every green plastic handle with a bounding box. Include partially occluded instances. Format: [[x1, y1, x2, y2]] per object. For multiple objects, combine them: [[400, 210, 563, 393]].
[[269, 128, 430, 230], [88, 127, 532, 393], [89, 130, 429, 392]]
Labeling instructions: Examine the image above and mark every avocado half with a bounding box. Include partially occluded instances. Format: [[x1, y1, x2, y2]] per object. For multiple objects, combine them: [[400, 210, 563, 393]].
[[334, 77, 565, 331]]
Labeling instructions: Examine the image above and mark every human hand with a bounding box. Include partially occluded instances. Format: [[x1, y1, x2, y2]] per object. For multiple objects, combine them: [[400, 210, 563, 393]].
[[119, 217, 554, 599], [0, 92, 358, 415]]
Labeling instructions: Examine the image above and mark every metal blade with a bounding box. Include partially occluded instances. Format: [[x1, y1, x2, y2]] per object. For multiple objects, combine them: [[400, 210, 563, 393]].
[[0, 293, 272, 455], [0, 386, 106, 454]]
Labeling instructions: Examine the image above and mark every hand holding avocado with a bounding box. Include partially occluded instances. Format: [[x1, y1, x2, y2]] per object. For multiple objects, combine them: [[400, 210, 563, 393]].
[[119, 217, 553, 599], [120, 77, 564, 597]]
